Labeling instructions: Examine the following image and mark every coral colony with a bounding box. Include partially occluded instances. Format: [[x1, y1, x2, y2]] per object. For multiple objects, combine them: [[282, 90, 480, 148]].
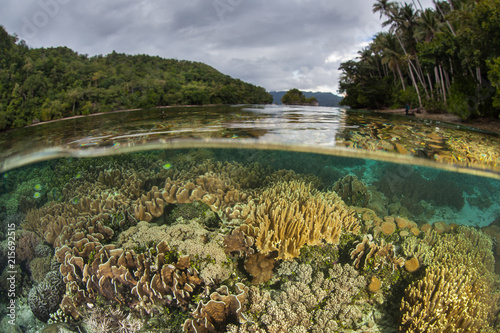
[[0, 149, 499, 332]]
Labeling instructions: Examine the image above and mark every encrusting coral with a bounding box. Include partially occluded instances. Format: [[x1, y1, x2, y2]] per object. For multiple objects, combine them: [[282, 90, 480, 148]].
[[240, 180, 360, 260]]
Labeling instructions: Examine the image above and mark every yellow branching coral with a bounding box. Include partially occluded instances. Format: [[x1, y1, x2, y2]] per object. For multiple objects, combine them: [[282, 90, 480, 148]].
[[400, 264, 499, 332], [241, 181, 359, 260]]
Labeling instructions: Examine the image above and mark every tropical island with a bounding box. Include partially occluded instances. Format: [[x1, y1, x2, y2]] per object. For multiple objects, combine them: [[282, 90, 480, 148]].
[[0, 26, 273, 131], [280, 88, 319, 106], [338, 0, 500, 121], [270, 90, 342, 106]]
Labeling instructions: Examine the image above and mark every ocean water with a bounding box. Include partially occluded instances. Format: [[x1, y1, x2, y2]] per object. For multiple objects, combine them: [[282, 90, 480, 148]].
[[0, 105, 499, 333]]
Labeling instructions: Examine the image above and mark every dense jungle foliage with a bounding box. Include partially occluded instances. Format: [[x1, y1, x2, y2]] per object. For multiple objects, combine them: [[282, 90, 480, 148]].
[[338, 0, 500, 120], [0, 26, 273, 130]]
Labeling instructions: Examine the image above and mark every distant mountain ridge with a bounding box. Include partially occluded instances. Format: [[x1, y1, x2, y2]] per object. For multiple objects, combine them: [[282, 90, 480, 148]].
[[269, 91, 343, 107]]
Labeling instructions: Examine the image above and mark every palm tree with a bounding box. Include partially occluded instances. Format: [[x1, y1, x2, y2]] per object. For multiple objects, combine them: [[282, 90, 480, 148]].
[[415, 8, 444, 43], [372, 0, 396, 19], [374, 32, 407, 91]]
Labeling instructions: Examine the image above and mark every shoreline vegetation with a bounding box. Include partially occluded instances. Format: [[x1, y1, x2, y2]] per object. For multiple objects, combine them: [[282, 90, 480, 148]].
[[375, 107, 500, 134], [0, 26, 273, 132], [338, 0, 500, 122]]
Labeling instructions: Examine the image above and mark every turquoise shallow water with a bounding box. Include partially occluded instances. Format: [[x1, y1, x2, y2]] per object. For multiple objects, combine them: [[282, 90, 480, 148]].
[[0, 106, 499, 332]]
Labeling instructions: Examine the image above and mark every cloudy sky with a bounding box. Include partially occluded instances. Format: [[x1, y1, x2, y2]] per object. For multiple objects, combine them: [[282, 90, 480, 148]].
[[0, 0, 433, 93]]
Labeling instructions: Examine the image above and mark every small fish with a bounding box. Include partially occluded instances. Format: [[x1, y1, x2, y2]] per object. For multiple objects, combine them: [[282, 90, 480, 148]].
[[75, 172, 82, 179], [3, 173, 8, 178], [34, 184, 42, 191], [162, 163, 172, 170], [33, 192, 41, 199], [71, 197, 79, 205]]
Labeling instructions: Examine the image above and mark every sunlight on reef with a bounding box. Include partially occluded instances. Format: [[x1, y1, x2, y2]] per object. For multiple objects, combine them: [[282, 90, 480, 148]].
[[0, 148, 499, 332]]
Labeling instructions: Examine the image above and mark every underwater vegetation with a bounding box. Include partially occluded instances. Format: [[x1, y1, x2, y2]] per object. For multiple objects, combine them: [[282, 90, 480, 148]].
[[0, 149, 499, 332]]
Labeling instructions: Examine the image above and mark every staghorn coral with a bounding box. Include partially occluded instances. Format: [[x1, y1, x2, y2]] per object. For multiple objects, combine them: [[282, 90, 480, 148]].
[[350, 234, 404, 272], [400, 264, 499, 332], [240, 180, 359, 260], [183, 283, 248, 333]]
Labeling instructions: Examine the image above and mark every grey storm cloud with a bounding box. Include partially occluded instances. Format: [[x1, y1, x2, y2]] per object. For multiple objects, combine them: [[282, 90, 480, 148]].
[[0, 0, 434, 93]]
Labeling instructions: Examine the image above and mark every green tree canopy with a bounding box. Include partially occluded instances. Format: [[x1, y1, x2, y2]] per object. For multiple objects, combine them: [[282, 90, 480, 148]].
[[281, 88, 318, 105], [338, 0, 500, 120], [0, 26, 273, 130]]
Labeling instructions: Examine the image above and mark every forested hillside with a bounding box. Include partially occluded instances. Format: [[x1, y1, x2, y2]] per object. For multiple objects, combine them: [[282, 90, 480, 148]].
[[338, 0, 500, 120], [0, 26, 272, 130]]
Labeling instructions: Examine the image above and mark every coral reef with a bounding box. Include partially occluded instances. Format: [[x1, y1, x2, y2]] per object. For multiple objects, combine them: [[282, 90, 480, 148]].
[[117, 220, 233, 283], [240, 180, 359, 260], [183, 283, 248, 332], [56, 239, 203, 316], [234, 261, 366, 332], [223, 227, 255, 256], [350, 235, 404, 272], [244, 252, 278, 285], [82, 307, 143, 333], [4, 149, 499, 333], [331, 174, 371, 207], [28, 270, 65, 322], [400, 265, 499, 332]]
